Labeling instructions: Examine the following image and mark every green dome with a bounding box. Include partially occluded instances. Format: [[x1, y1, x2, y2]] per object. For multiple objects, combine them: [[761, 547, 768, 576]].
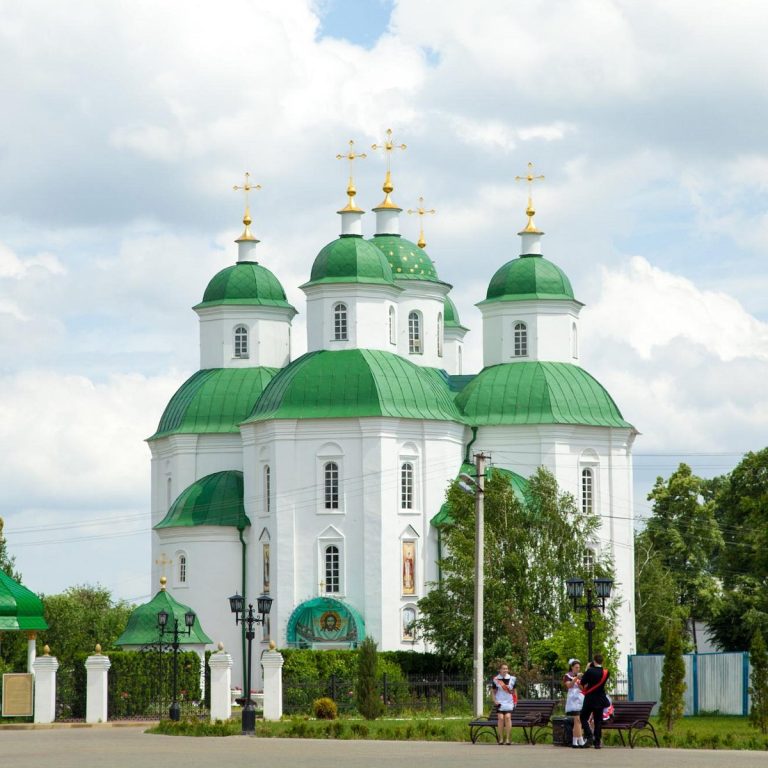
[[155, 471, 250, 530], [456, 362, 632, 428], [303, 236, 395, 287], [367, 235, 442, 282], [195, 262, 293, 309], [443, 296, 466, 329], [245, 349, 463, 423], [150, 367, 279, 440], [116, 587, 212, 647], [483, 254, 576, 303], [0, 571, 48, 631]]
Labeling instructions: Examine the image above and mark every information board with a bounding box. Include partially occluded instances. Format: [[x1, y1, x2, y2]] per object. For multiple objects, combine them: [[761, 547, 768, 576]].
[[1, 673, 34, 717]]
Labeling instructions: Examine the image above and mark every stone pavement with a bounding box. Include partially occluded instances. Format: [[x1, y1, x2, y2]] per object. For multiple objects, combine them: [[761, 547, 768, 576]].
[[1, 727, 767, 768]]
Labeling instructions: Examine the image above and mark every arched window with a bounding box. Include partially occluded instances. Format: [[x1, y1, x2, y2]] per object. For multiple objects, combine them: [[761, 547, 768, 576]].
[[166, 477, 172, 510], [402, 606, 417, 641], [324, 462, 339, 510], [401, 462, 414, 509], [234, 325, 249, 358], [389, 306, 396, 345], [572, 322, 578, 358], [408, 311, 422, 354], [178, 554, 187, 584], [583, 547, 595, 571], [437, 312, 443, 357], [581, 468, 594, 515], [513, 321, 528, 357], [264, 465, 271, 515], [458, 346, 463, 374], [324, 545, 340, 593], [333, 303, 348, 341]]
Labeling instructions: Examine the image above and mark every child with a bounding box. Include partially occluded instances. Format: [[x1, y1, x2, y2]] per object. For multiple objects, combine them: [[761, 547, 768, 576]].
[[491, 662, 516, 745], [563, 658, 585, 748]]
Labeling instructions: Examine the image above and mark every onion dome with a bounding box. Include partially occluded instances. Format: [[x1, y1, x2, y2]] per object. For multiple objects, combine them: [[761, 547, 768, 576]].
[[456, 362, 632, 427], [367, 235, 442, 282], [443, 296, 468, 329], [0, 570, 48, 631], [302, 237, 395, 288], [483, 254, 576, 303], [155, 471, 250, 530], [244, 349, 463, 423], [195, 262, 293, 309], [149, 367, 278, 440]]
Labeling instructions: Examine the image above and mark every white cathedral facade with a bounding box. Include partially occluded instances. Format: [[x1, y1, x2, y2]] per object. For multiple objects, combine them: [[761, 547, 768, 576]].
[[148, 156, 637, 685]]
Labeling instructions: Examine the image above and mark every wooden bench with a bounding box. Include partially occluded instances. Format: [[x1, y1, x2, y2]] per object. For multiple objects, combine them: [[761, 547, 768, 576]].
[[469, 700, 557, 744], [601, 700, 659, 748]]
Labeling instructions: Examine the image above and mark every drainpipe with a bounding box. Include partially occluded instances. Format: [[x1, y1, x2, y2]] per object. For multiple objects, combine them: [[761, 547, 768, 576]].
[[464, 426, 478, 465], [239, 526, 247, 697]]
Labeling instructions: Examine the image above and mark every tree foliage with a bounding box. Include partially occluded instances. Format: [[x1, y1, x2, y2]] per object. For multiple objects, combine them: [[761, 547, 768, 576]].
[[749, 629, 768, 734], [0, 524, 27, 671], [355, 636, 382, 720], [659, 620, 687, 731], [418, 466, 601, 676]]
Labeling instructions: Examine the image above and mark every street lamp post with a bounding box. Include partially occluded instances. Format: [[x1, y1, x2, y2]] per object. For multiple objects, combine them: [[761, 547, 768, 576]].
[[228, 592, 273, 735], [157, 608, 196, 721], [565, 577, 613, 660]]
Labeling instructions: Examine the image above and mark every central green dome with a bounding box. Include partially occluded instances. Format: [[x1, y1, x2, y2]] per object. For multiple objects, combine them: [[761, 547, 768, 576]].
[[245, 349, 463, 423], [367, 235, 442, 282], [303, 236, 395, 287], [195, 262, 293, 309], [483, 254, 576, 303]]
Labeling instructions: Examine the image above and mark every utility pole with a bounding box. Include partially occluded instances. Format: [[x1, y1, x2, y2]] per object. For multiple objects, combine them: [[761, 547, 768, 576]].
[[472, 451, 488, 718]]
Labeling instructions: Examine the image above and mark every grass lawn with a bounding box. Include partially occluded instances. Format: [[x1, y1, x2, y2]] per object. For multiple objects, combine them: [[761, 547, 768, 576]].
[[149, 714, 768, 749]]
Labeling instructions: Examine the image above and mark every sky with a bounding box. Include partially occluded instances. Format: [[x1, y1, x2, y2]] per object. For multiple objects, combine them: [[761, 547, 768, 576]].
[[1, 0, 767, 604]]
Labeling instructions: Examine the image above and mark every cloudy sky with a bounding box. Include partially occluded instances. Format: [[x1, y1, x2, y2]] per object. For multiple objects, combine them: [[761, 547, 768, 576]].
[[1, 0, 766, 603]]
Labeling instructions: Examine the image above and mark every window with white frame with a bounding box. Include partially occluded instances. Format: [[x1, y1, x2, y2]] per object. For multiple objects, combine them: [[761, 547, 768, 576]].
[[581, 468, 594, 515], [264, 465, 271, 515], [572, 322, 578, 358], [408, 311, 422, 354], [513, 321, 528, 357], [401, 462, 414, 509], [234, 325, 249, 358], [437, 313, 443, 357], [333, 303, 348, 341], [178, 553, 187, 584], [389, 306, 396, 345], [583, 547, 595, 571], [324, 462, 340, 510], [324, 544, 340, 593]]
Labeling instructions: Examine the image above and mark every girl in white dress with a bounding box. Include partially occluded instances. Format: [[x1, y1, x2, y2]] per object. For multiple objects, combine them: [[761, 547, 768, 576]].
[[563, 658, 585, 748], [492, 662, 516, 745]]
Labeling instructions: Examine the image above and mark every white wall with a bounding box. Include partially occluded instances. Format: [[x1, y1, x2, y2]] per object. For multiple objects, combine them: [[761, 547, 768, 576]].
[[443, 327, 467, 375], [394, 281, 451, 369]]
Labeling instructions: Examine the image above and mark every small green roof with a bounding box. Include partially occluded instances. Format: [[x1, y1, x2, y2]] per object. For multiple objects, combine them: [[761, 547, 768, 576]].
[[150, 367, 278, 441], [431, 462, 529, 528], [443, 296, 467, 329], [481, 254, 577, 304], [303, 236, 396, 288], [155, 471, 250, 530], [116, 587, 212, 647], [455, 362, 632, 428], [0, 571, 48, 632], [195, 262, 294, 310], [367, 235, 445, 283], [245, 349, 464, 423], [286, 596, 365, 647]]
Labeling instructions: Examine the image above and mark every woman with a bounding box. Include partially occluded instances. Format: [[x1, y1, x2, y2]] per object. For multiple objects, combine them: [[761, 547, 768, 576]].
[[563, 658, 586, 748], [491, 662, 516, 745]]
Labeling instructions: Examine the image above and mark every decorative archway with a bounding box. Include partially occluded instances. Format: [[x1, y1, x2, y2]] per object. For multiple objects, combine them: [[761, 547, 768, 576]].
[[285, 597, 365, 648]]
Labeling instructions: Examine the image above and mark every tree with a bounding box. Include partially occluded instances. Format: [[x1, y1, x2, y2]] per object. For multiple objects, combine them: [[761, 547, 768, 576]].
[[646, 464, 723, 651], [418, 467, 600, 675], [750, 630, 768, 734], [355, 636, 382, 720], [0, 521, 27, 671], [658, 621, 687, 732]]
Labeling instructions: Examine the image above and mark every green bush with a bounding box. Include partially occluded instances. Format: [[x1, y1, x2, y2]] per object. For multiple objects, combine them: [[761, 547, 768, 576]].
[[356, 637, 382, 720], [313, 697, 338, 720]]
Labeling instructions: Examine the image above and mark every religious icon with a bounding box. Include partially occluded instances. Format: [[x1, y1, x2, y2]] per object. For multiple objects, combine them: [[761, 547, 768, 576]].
[[263, 543, 270, 594], [402, 607, 416, 641], [318, 610, 345, 640], [402, 541, 416, 595]]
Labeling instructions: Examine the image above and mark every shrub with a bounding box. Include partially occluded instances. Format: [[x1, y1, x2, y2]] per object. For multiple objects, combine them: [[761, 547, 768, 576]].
[[356, 637, 382, 720], [659, 621, 686, 731], [750, 629, 768, 734], [313, 697, 338, 720]]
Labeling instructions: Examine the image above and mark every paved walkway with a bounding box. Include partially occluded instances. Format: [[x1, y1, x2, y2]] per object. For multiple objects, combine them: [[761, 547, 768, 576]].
[[1, 728, 767, 767]]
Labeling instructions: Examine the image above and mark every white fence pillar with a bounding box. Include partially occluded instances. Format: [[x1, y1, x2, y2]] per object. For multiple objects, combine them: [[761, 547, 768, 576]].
[[32, 647, 59, 724], [208, 643, 234, 722], [85, 645, 111, 723], [261, 643, 284, 721], [27, 632, 37, 673]]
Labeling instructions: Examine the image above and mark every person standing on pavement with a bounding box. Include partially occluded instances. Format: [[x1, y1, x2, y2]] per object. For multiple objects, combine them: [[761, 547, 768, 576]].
[[563, 658, 585, 748], [491, 662, 516, 746], [579, 653, 610, 749]]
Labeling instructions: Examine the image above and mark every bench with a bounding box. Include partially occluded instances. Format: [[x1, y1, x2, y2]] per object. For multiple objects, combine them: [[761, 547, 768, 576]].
[[601, 700, 659, 748], [469, 700, 557, 744]]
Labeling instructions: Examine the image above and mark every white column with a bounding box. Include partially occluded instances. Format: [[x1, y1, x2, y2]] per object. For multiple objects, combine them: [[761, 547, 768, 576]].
[[32, 649, 59, 724], [26, 632, 37, 672], [85, 646, 111, 724], [208, 644, 234, 722], [261, 645, 284, 721]]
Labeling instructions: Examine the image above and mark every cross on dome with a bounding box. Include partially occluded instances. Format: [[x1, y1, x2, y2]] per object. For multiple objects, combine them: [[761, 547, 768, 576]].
[[233, 171, 262, 242], [514, 161, 545, 233], [336, 139, 366, 213], [407, 196, 437, 249], [372, 128, 407, 209]]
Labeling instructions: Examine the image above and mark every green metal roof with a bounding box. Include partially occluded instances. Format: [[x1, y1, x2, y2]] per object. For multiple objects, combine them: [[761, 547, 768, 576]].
[[481, 254, 577, 304], [431, 462, 529, 528], [302, 236, 396, 287], [116, 588, 212, 647], [0, 571, 48, 632], [367, 235, 444, 283], [150, 367, 279, 441], [195, 262, 294, 309], [443, 296, 467, 329], [244, 349, 464, 423], [155, 471, 250, 530], [455, 362, 632, 428], [285, 597, 365, 647]]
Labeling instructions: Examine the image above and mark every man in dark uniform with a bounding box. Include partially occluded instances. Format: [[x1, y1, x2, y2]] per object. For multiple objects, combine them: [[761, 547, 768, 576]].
[[579, 653, 610, 749]]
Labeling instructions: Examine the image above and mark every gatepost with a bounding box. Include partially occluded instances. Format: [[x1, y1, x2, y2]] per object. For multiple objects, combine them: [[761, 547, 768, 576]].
[[208, 642, 234, 722], [32, 645, 59, 724], [261, 641, 284, 721], [85, 644, 111, 723]]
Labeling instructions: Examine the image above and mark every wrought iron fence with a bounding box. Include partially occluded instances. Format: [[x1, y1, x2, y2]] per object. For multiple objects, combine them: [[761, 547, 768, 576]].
[[55, 665, 85, 721]]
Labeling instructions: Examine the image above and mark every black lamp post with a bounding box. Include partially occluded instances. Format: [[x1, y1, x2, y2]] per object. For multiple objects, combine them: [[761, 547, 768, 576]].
[[565, 577, 613, 661], [157, 607, 196, 721], [228, 592, 272, 735]]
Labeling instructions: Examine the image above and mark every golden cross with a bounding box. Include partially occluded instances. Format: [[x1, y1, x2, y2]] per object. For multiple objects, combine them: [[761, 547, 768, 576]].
[[233, 171, 261, 241], [514, 162, 545, 233], [155, 554, 173, 578], [371, 128, 407, 171], [372, 129, 407, 208], [336, 140, 366, 211], [407, 197, 437, 249]]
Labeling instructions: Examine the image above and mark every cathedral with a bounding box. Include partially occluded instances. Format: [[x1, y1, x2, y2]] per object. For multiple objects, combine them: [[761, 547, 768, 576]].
[[148, 138, 637, 685]]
